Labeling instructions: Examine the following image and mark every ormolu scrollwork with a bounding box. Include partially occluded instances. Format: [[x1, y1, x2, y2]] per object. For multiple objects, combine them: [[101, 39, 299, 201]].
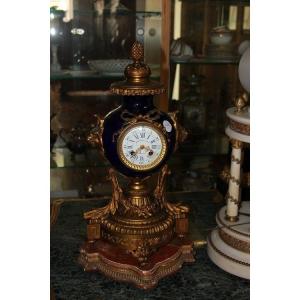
[[87, 115, 105, 155], [168, 111, 188, 151], [83, 164, 190, 263]]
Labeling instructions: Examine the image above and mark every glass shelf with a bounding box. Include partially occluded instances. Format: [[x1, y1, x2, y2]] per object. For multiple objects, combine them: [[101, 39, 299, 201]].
[[51, 133, 228, 169], [70, 9, 161, 17], [180, 0, 249, 3], [170, 56, 240, 65], [50, 71, 160, 81], [50, 147, 224, 195], [51, 147, 108, 169], [50, 72, 123, 81]]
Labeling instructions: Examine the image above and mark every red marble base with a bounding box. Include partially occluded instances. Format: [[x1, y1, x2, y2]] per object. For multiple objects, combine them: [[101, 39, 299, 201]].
[[78, 237, 195, 289]]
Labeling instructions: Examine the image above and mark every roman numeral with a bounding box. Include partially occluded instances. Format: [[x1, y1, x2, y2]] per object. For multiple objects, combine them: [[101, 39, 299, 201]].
[[140, 132, 145, 138], [133, 133, 139, 139]]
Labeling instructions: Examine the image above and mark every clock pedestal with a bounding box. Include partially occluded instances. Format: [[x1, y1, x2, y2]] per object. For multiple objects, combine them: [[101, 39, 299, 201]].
[[78, 167, 195, 289], [78, 42, 194, 288], [79, 237, 194, 290]]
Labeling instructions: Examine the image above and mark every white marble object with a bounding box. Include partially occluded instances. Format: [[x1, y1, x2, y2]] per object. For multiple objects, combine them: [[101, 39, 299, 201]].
[[225, 107, 250, 144], [207, 203, 250, 279], [207, 101, 250, 279]]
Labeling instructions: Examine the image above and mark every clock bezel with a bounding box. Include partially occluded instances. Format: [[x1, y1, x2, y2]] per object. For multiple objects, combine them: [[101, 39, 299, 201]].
[[117, 121, 167, 172]]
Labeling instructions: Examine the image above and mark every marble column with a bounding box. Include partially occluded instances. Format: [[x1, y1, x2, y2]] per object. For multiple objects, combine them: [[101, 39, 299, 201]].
[[225, 139, 243, 222]]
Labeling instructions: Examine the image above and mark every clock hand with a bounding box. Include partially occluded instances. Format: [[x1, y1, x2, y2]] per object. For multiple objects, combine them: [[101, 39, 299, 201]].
[[135, 147, 142, 155], [142, 145, 153, 154], [134, 145, 146, 153]]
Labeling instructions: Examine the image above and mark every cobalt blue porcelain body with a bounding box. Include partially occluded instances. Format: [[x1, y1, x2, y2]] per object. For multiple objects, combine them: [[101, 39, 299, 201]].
[[102, 95, 176, 178]]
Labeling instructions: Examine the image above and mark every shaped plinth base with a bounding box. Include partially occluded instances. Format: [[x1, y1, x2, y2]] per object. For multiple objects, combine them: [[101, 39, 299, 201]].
[[78, 237, 195, 289], [207, 202, 250, 279]]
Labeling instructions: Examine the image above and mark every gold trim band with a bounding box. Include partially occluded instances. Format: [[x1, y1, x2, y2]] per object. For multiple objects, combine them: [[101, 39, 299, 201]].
[[217, 211, 250, 237], [208, 233, 250, 266], [229, 119, 250, 136], [111, 87, 166, 96], [225, 214, 239, 222], [218, 229, 250, 253]]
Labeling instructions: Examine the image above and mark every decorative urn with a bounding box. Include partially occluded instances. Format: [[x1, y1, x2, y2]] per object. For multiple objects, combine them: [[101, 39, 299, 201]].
[[78, 42, 195, 289]]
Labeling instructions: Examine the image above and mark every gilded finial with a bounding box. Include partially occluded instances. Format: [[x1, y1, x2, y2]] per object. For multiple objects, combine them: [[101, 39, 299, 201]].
[[110, 41, 165, 96], [233, 92, 248, 113], [131, 41, 144, 63]]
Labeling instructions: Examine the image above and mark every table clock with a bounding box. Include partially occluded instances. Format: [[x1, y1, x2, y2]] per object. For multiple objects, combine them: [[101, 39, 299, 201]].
[[78, 42, 195, 289]]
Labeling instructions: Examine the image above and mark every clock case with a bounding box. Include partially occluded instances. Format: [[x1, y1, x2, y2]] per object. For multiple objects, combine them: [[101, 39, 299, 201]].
[[79, 42, 194, 289], [102, 94, 176, 177]]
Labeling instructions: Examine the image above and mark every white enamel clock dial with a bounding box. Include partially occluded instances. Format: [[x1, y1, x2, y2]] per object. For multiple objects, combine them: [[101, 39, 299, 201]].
[[117, 123, 167, 171]]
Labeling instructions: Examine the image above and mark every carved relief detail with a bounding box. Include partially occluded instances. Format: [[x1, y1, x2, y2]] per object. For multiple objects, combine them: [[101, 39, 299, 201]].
[[218, 229, 250, 253], [229, 119, 250, 136]]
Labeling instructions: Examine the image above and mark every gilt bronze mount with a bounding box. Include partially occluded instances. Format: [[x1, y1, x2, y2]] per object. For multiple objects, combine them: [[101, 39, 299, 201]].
[[79, 166, 194, 288]]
